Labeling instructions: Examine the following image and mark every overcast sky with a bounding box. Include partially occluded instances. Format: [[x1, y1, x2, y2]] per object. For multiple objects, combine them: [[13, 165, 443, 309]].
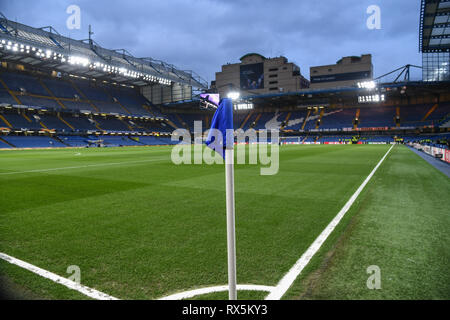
[[0, 0, 423, 85]]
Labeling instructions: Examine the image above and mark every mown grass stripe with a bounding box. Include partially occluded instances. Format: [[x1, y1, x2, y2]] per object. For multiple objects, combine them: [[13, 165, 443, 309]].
[[266, 144, 394, 300]]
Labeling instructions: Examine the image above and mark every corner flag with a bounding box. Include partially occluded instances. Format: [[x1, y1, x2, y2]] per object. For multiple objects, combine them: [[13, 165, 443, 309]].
[[205, 98, 237, 300], [205, 98, 234, 158]]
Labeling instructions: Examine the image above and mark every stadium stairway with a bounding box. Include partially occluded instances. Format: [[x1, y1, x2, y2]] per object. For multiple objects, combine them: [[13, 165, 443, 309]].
[[116, 99, 132, 115], [175, 113, 190, 131], [252, 113, 262, 129], [2, 135, 67, 148], [39, 114, 71, 131], [0, 76, 22, 105], [102, 87, 131, 115], [315, 109, 325, 129], [354, 108, 360, 129], [38, 79, 67, 109], [164, 118, 178, 130], [422, 104, 439, 122], [142, 104, 156, 117], [52, 135, 71, 147], [69, 80, 100, 112], [134, 121, 149, 131], [280, 112, 291, 130], [301, 110, 311, 131], [239, 109, 254, 129], [57, 114, 75, 130], [91, 118, 103, 131], [0, 136, 15, 148], [21, 113, 33, 124], [39, 120, 48, 129], [119, 118, 134, 131], [0, 114, 12, 128]]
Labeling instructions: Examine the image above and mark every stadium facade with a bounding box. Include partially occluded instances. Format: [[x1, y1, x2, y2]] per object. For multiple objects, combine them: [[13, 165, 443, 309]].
[[309, 54, 373, 90], [212, 53, 310, 98]]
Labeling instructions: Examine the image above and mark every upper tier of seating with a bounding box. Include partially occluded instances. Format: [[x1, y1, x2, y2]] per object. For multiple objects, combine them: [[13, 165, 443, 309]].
[[0, 70, 163, 117]]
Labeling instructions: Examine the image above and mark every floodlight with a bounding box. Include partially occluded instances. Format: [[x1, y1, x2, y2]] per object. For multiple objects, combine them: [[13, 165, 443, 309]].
[[357, 81, 376, 89], [227, 91, 240, 100]]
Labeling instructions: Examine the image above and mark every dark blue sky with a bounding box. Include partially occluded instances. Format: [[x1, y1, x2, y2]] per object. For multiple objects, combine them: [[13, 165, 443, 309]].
[[0, 0, 422, 85]]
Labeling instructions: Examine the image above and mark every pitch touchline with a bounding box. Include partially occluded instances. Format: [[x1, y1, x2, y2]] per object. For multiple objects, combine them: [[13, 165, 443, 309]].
[[0, 158, 166, 175], [265, 144, 394, 300], [0, 252, 118, 300]]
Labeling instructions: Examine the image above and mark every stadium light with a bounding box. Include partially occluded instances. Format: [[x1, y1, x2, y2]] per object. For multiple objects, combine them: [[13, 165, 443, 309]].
[[358, 94, 385, 103], [357, 80, 376, 89], [0, 39, 173, 86], [234, 103, 253, 111], [227, 91, 240, 100]]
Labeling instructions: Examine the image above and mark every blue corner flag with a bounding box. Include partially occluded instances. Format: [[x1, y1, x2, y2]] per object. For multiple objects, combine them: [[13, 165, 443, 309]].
[[205, 98, 234, 158], [205, 97, 238, 300]]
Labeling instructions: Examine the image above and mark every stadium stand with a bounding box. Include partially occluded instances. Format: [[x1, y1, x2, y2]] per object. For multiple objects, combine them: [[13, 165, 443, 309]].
[[253, 112, 277, 130], [137, 136, 175, 145], [58, 135, 89, 147], [2, 135, 66, 148], [95, 117, 131, 132], [242, 112, 261, 130], [0, 137, 13, 148], [0, 88, 18, 105], [358, 106, 396, 128], [319, 109, 356, 130], [39, 114, 72, 131], [2, 112, 41, 129], [93, 135, 142, 147], [284, 110, 309, 131], [0, 71, 49, 96], [0, 69, 449, 149], [41, 77, 79, 99]]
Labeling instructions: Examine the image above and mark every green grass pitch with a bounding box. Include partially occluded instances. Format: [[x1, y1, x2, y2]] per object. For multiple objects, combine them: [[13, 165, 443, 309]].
[[0, 144, 448, 299]]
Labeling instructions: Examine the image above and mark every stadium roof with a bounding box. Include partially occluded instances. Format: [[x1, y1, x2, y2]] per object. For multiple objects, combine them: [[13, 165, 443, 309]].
[[0, 13, 208, 89], [419, 0, 450, 52], [239, 80, 450, 109], [160, 80, 450, 111]]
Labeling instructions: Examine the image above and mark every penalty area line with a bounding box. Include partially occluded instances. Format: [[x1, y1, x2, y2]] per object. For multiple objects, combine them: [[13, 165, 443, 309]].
[[265, 144, 395, 300], [0, 252, 118, 300]]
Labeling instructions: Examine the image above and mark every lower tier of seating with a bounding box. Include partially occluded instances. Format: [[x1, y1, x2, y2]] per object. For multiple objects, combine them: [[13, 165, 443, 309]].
[[1, 135, 67, 148], [0, 134, 176, 149], [1, 133, 448, 149]]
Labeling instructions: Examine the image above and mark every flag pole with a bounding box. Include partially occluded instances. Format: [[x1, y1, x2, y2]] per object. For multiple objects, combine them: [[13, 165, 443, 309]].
[[225, 147, 237, 300]]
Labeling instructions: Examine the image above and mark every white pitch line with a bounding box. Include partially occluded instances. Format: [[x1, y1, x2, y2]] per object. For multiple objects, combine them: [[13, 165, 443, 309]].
[[0, 145, 394, 300], [0, 252, 118, 300], [265, 144, 395, 300], [159, 284, 275, 300], [0, 158, 166, 176]]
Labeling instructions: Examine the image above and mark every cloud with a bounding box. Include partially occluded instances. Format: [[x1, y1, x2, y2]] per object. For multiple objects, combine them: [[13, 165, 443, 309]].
[[0, 0, 422, 85]]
